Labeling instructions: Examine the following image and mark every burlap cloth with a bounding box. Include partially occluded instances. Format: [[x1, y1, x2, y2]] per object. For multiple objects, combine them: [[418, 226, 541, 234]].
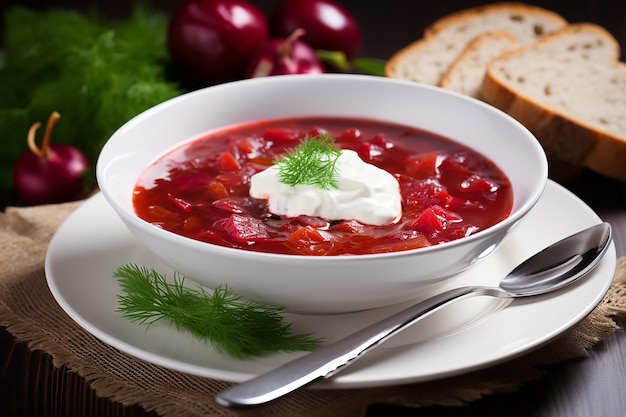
[[1, 199, 626, 417]]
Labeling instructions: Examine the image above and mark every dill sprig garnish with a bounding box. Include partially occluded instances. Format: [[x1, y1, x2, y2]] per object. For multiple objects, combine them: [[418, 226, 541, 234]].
[[276, 133, 341, 189], [114, 264, 323, 359]]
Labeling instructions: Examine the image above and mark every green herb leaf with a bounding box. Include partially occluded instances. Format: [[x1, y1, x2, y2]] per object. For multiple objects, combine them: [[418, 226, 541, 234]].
[[316, 50, 351, 72], [276, 133, 341, 190], [114, 263, 323, 359], [316, 50, 387, 76], [0, 5, 184, 190], [350, 58, 387, 77]]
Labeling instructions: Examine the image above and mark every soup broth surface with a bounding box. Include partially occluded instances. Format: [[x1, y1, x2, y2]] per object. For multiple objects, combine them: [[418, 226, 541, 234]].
[[133, 117, 513, 256]]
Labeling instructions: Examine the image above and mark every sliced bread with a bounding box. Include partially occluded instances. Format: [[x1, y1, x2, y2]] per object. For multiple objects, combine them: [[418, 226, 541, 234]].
[[385, 2, 567, 85], [481, 23, 626, 181], [439, 31, 519, 98]]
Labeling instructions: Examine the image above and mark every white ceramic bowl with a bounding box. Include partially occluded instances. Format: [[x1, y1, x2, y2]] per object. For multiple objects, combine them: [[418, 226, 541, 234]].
[[96, 74, 547, 313]]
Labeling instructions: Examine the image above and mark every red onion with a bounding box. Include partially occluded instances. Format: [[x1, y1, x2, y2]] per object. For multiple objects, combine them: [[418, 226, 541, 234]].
[[13, 112, 89, 205], [247, 29, 325, 77], [168, 0, 269, 86], [270, 0, 362, 60]]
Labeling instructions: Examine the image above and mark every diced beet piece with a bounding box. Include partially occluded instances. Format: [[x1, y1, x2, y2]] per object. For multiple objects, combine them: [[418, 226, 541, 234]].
[[223, 213, 271, 243], [405, 152, 442, 179], [401, 178, 452, 212], [167, 193, 194, 213], [237, 136, 269, 158], [217, 151, 242, 172], [445, 195, 485, 211], [278, 221, 299, 233], [237, 137, 255, 154], [371, 133, 393, 149], [338, 127, 362, 142], [355, 139, 389, 160], [411, 205, 462, 234], [307, 127, 329, 137], [431, 204, 462, 222], [263, 127, 303, 143], [439, 153, 473, 178], [355, 141, 375, 160], [413, 207, 444, 234], [458, 174, 498, 202], [292, 215, 330, 229]]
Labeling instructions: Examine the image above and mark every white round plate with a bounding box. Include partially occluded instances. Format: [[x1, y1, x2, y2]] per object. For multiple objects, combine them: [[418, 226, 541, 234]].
[[45, 180, 616, 388]]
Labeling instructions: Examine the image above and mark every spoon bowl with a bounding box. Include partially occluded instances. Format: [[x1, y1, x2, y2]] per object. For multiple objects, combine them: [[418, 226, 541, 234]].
[[500, 222, 612, 296], [216, 222, 613, 407]]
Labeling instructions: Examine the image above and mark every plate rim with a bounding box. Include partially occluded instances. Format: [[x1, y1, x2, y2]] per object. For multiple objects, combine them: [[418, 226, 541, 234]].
[[44, 180, 616, 388]]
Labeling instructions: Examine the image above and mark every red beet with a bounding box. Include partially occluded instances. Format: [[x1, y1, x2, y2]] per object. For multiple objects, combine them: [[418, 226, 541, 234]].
[[246, 29, 325, 77], [168, 0, 269, 86], [13, 112, 89, 205], [270, 0, 362, 60]]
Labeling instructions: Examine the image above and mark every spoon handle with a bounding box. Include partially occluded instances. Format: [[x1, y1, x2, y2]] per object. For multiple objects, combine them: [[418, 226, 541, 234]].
[[215, 285, 498, 407]]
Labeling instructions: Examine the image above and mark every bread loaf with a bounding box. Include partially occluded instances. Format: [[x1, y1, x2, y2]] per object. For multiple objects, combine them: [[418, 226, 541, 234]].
[[481, 23, 626, 181], [440, 31, 519, 98], [385, 2, 567, 85]]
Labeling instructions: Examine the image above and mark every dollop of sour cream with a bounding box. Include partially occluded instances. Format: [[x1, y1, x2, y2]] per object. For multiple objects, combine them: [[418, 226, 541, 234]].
[[249, 150, 402, 225]]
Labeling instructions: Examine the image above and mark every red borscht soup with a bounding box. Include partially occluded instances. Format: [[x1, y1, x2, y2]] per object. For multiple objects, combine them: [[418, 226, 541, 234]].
[[133, 118, 513, 255]]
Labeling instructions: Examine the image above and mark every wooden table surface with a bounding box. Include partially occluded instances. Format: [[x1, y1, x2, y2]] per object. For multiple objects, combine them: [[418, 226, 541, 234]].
[[1, 1, 626, 416]]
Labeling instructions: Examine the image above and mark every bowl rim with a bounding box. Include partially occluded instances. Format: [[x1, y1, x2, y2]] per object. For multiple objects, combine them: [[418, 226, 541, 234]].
[[96, 74, 548, 262]]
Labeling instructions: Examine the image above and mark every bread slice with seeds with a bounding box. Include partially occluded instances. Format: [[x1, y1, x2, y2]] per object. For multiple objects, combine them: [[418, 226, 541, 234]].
[[439, 31, 519, 98], [385, 2, 567, 86], [481, 23, 626, 181]]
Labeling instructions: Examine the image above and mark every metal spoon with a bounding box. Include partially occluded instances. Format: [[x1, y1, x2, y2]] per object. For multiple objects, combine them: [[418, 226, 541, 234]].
[[216, 222, 613, 407]]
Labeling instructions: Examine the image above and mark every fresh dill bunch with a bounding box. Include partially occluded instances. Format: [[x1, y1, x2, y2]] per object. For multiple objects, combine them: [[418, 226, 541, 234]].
[[276, 133, 342, 189], [0, 5, 183, 190], [114, 264, 323, 359]]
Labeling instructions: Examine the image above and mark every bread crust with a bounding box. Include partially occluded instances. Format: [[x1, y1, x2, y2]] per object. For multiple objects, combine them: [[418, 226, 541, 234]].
[[385, 2, 567, 83], [481, 23, 626, 181], [439, 30, 519, 98], [424, 2, 565, 38]]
